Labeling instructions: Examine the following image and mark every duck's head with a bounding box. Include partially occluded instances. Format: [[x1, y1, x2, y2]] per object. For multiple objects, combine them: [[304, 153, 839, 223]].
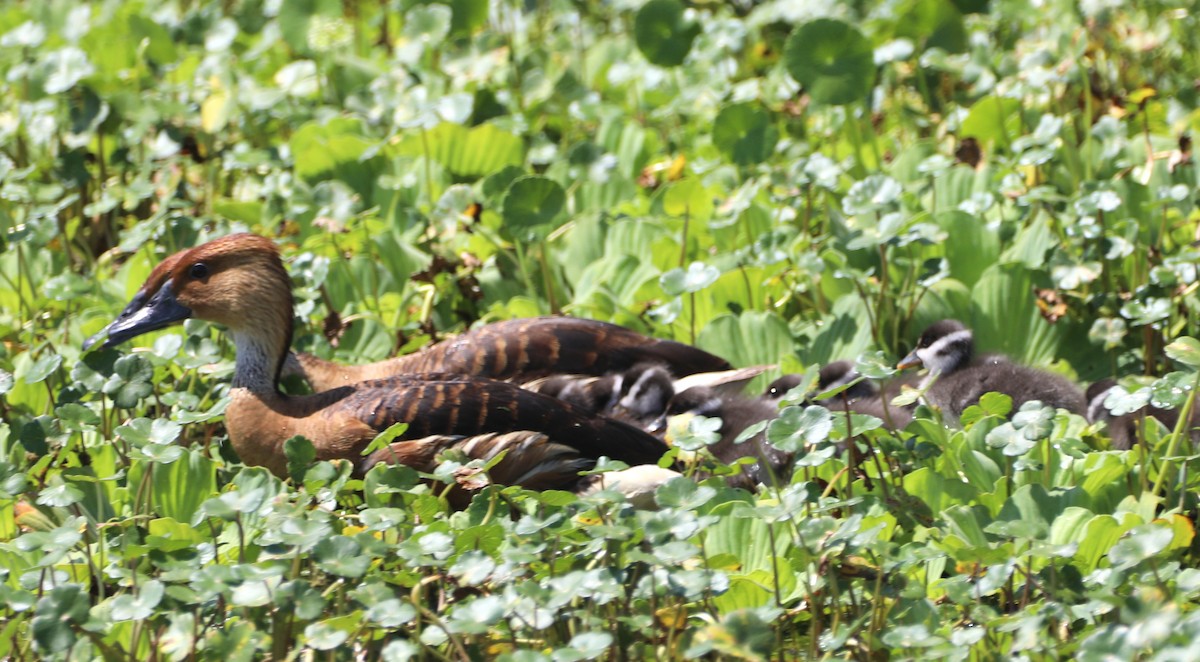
[[616, 363, 675, 418], [666, 386, 724, 418], [84, 233, 292, 351], [815, 360, 878, 401], [763, 374, 803, 401], [897, 319, 974, 375]]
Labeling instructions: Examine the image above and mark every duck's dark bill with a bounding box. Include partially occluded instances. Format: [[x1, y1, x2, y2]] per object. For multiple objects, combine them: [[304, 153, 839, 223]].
[[83, 279, 192, 350]]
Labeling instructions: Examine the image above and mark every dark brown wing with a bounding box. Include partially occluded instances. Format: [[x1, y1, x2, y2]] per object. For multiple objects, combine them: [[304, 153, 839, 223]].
[[361, 432, 592, 507], [321, 373, 668, 466], [287, 316, 731, 391]]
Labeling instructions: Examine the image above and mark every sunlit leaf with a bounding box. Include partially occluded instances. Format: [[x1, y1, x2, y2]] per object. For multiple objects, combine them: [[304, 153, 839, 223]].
[[634, 0, 700, 67], [784, 19, 876, 106]]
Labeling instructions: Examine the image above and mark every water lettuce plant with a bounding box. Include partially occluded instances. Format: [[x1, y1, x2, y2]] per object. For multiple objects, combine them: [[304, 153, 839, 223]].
[[2, 0, 1200, 658]]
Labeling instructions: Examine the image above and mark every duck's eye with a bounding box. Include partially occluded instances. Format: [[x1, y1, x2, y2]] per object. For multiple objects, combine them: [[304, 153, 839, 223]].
[[189, 263, 210, 280]]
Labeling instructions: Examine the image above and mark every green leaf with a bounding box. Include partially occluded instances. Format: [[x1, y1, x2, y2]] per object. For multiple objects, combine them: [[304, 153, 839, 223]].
[[1108, 524, 1174, 569], [712, 103, 777, 166], [285, 436, 317, 482], [854, 351, 898, 380], [662, 178, 714, 220], [21, 353, 62, 386], [32, 585, 88, 653], [969, 263, 1064, 366], [1165, 337, 1200, 368], [315, 536, 370, 578], [129, 15, 178, 65], [361, 422, 410, 457], [634, 0, 700, 67], [767, 406, 833, 452], [1088, 317, 1127, 350], [103, 354, 154, 408], [366, 599, 416, 628], [894, 0, 968, 54], [660, 262, 719, 296], [116, 418, 181, 446], [978, 392, 1013, 418], [698, 311, 794, 369], [36, 482, 84, 508], [279, 0, 342, 52], [148, 449, 216, 523], [305, 620, 351, 650], [43, 47, 94, 94], [654, 476, 715, 510], [501, 176, 566, 240], [110, 580, 163, 621], [960, 95, 1021, 149], [784, 20, 876, 106], [232, 580, 276, 608], [393, 122, 524, 178], [289, 117, 381, 198], [482, 165, 526, 200], [934, 211, 1000, 288], [1121, 298, 1172, 327]]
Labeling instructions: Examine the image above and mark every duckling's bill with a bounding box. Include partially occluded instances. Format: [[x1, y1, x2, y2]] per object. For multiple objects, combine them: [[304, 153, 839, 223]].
[[896, 349, 923, 371]]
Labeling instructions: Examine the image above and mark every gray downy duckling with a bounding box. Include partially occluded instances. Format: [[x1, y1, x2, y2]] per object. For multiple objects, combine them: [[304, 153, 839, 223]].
[[897, 319, 1085, 422], [1085, 378, 1198, 450], [665, 386, 790, 491], [765, 361, 914, 429]]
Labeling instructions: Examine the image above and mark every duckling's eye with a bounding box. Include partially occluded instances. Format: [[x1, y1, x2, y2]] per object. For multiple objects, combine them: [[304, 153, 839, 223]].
[[189, 263, 210, 280]]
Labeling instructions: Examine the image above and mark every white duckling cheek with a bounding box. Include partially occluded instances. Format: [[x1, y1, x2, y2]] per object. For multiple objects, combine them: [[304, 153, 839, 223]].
[[917, 330, 972, 375]]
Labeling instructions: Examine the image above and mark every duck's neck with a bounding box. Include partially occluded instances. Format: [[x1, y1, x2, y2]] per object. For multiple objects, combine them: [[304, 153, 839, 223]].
[[231, 327, 288, 393]]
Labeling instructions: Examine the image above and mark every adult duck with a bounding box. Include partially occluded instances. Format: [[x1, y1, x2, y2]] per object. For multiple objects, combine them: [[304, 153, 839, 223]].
[[283, 316, 733, 392], [85, 234, 669, 498]]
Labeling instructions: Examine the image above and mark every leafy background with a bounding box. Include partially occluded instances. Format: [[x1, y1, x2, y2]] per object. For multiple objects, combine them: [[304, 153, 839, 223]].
[[3, 0, 1200, 658]]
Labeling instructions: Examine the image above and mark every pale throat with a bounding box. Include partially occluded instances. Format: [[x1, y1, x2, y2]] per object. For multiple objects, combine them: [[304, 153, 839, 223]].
[[231, 326, 286, 392]]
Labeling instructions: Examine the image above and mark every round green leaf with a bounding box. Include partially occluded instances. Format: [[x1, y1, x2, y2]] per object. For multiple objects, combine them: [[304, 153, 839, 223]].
[[784, 19, 876, 106], [33, 585, 89, 653], [1108, 525, 1174, 569], [305, 620, 350, 651], [110, 580, 163, 622], [37, 482, 85, 508], [634, 0, 700, 67], [315, 536, 370, 578], [767, 405, 833, 452], [895, 0, 968, 54], [21, 353, 62, 386], [712, 103, 778, 166], [654, 476, 715, 510], [660, 261, 720, 296], [960, 95, 1021, 148], [103, 354, 155, 408], [1166, 337, 1200, 368], [662, 178, 714, 220], [501, 176, 566, 239]]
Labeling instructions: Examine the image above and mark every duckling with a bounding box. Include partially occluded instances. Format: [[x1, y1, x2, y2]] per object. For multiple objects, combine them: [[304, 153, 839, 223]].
[[1085, 379, 1197, 451], [280, 315, 733, 392], [534, 362, 769, 430], [84, 234, 669, 504], [897, 319, 1085, 422], [533, 362, 675, 428], [664, 386, 790, 490], [763, 373, 805, 401], [765, 362, 913, 430]]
